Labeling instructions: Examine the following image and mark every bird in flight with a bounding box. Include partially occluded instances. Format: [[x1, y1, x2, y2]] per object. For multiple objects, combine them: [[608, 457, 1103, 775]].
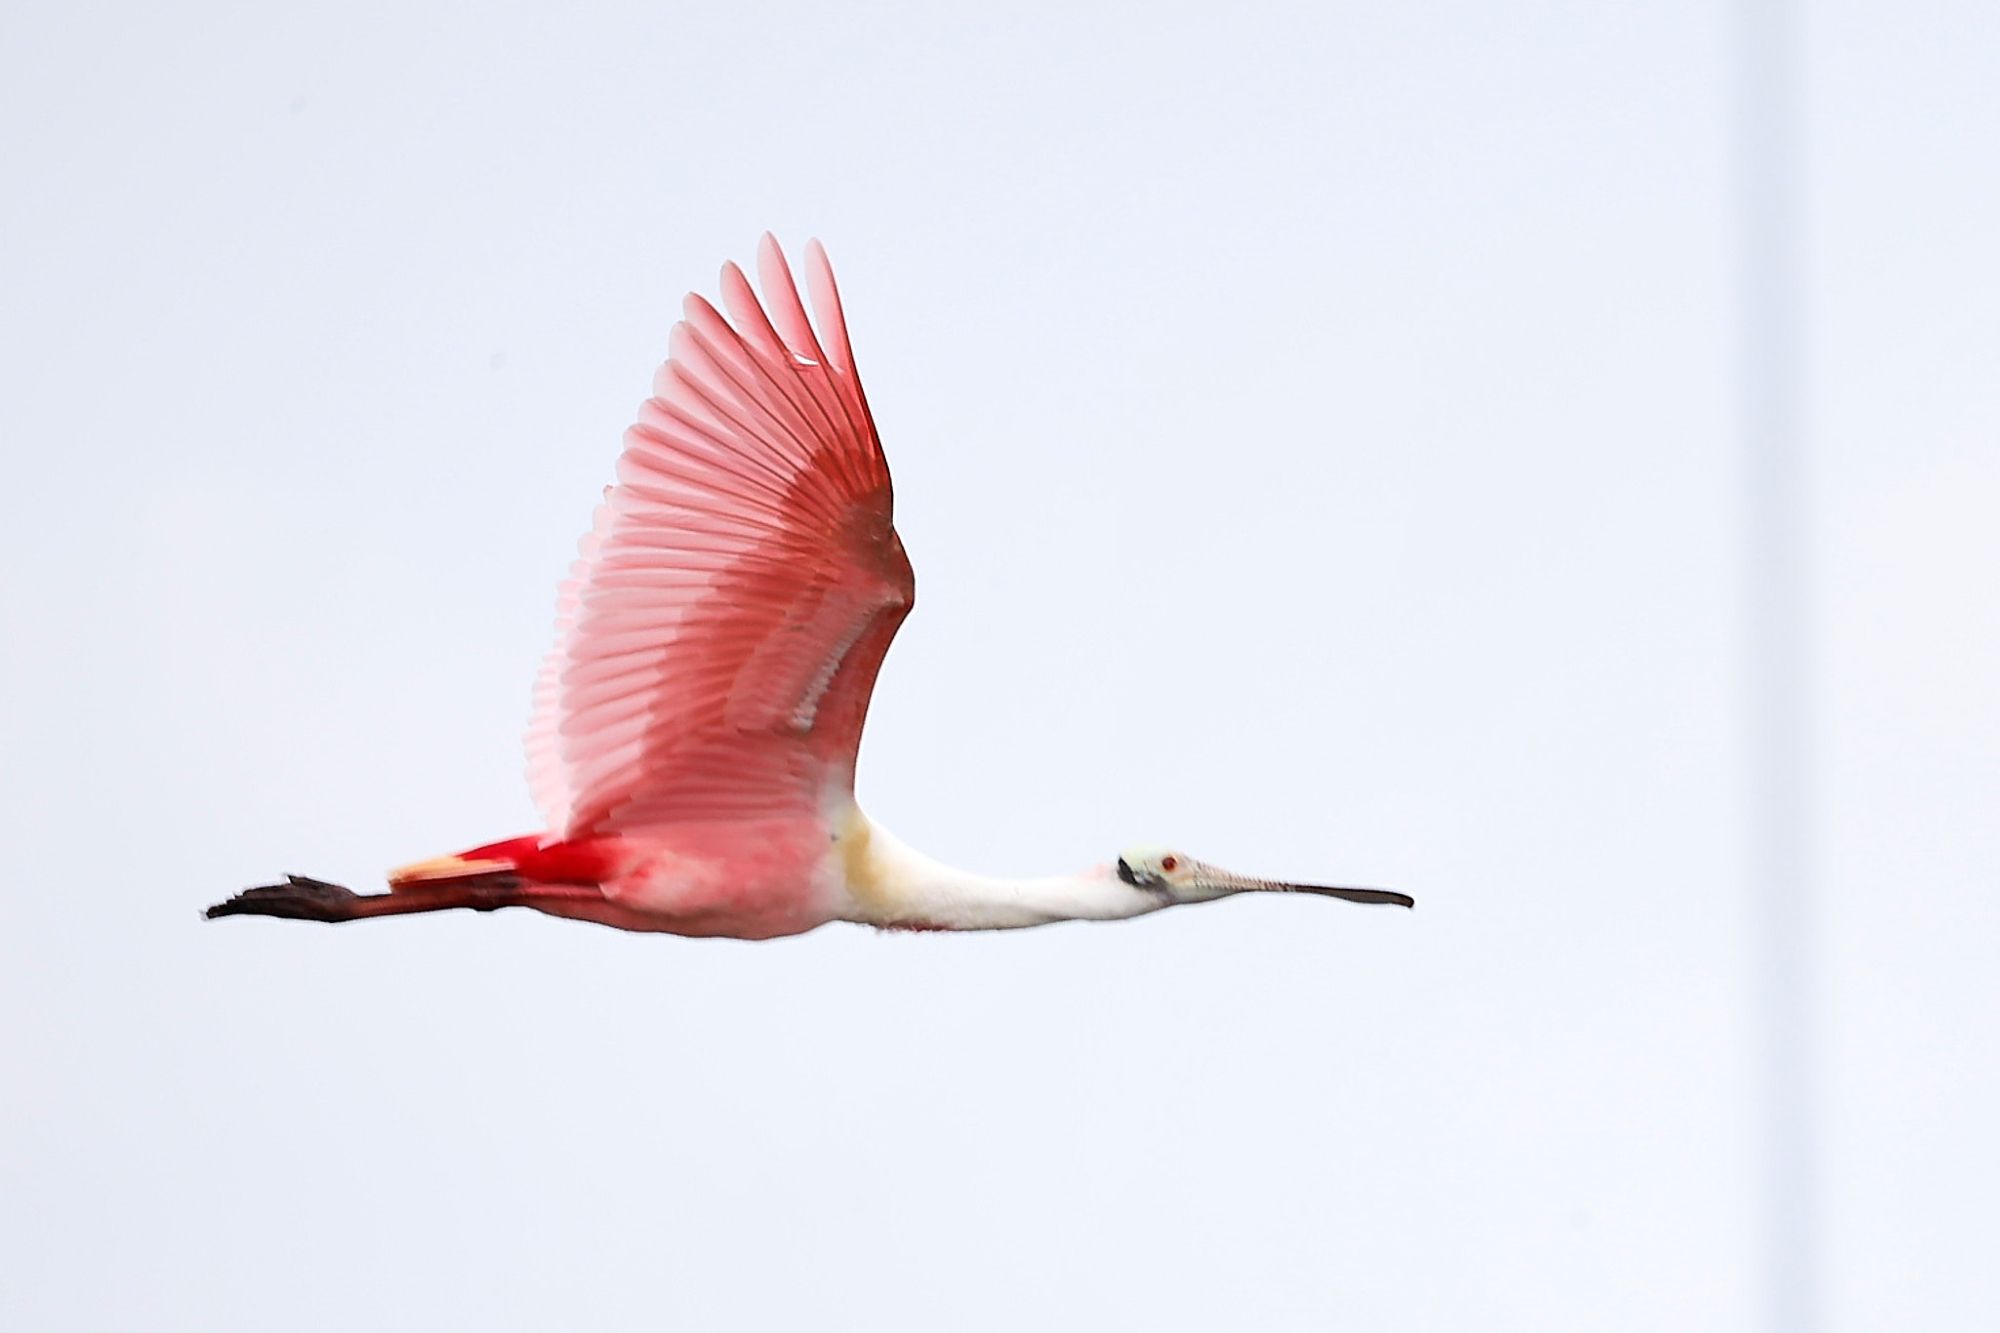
[[207, 237, 1411, 936]]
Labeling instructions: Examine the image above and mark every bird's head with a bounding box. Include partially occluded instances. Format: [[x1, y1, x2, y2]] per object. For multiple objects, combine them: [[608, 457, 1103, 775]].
[[1113, 846, 1413, 909]]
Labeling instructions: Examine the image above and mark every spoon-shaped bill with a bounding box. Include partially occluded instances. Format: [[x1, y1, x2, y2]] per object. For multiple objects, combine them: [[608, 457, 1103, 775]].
[[1201, 864, 1414, 908], [1279, 881, 1414, 908]]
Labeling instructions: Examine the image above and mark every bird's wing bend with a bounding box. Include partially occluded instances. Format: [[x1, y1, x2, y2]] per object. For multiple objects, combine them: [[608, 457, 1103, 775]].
[[526, 237, 915, 839]]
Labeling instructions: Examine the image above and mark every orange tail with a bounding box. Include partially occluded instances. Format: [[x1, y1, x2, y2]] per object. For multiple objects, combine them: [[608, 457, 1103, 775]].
[[387, 835, 537, 889]]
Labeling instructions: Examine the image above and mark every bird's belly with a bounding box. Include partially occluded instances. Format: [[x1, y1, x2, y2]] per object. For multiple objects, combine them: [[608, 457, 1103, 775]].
[[595, 816, 841, 939]]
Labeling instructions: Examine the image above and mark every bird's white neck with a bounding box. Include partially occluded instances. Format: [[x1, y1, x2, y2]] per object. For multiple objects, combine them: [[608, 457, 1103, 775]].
[[837, 814, 1165, 931]]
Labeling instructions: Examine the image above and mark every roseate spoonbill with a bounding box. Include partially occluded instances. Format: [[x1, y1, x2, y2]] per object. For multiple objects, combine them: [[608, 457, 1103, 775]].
[[206, 237, 1412, 936]]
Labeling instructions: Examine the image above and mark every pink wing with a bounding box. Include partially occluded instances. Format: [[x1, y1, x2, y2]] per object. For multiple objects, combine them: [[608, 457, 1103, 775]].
[[526, 236, 915, 839]]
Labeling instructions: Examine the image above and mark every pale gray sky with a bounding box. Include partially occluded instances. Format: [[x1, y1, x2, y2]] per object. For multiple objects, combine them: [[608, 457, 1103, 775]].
[[1, 2, 1994, 1329]]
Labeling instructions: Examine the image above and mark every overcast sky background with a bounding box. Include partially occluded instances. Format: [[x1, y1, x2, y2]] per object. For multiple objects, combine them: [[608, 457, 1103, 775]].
[[2, 2, 1994, 1329]]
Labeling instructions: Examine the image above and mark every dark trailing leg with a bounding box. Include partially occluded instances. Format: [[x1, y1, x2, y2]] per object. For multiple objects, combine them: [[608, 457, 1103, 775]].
[[204, 873, 595, 923]]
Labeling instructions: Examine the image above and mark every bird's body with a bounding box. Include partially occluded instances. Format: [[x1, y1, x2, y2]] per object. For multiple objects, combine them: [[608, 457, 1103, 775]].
[[208, 237, 1410, 935], [376, 805, 1167, 938]]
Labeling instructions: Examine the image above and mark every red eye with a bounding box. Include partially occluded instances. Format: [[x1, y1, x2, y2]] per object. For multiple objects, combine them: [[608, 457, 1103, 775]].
[[1160, 856, 1178, 872]]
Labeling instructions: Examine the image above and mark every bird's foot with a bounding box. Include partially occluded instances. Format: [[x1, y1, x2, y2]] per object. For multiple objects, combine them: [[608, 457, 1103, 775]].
[[205, 875, 362, 922]]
